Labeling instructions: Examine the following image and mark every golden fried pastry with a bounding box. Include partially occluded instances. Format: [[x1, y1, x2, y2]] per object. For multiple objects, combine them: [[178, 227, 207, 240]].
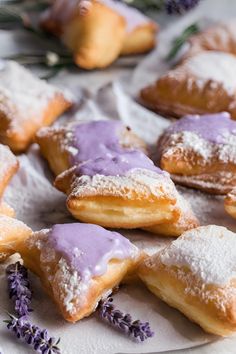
[[0, 215, 32, 262], [0, 143, 18, 196], [0, 201, 15, 217], [186, 21, 236, 58], [0, 60, 73, 152], [158, 112, 236, 194], [139, 225, 236, 336], [225, 188, 236, 219], [40, 0, 157, 69], [140, 51, 236, 119], [19, 222, 141, 322], [144, 194, 199, 237], [36, 120, 147, 176]]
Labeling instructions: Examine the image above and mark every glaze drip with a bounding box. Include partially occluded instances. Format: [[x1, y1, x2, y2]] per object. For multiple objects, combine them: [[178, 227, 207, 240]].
[[49, 223, 137, 282], [72, 120, 163, 177], [166, 112, 236, 144]]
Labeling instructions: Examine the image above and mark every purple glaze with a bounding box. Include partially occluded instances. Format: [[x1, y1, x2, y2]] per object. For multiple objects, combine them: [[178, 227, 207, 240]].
[[71, 120, 163, 177], [167, 112, 236, 144], [77, 150, 162, 177], [49, 223, 136, 281]]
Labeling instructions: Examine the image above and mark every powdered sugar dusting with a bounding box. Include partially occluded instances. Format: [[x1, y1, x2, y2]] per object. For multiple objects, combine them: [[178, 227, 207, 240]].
[[0, 61, 64, 132], [0, 144, 17, 189], [182, 51, 236, 95], [160, 225, 236, 286], [70, 168, 178, 200]]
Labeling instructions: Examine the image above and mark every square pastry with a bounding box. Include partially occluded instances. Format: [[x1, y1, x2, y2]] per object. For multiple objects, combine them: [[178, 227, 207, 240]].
[[158, 112, 236, 194], [0, 215, 32, 262], [0, 60, 73, 152], [19, 222, 141, 322], [139, 225, 236, 336], [140, 51, 236, 119]]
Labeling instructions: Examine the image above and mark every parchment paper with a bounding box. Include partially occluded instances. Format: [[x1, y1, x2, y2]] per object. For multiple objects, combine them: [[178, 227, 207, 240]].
[[1, 1, 236, 353]]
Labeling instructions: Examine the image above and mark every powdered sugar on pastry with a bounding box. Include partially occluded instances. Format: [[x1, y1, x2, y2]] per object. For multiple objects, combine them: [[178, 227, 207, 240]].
[[160, 225, 236, 286], [70, 168, 177, 200], [180, 52, 236, 95], [0, 144, 18, 189], [0, 61, 67, 130]]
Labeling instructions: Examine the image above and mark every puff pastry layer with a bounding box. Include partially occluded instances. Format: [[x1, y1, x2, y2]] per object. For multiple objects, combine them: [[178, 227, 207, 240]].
[[140, 51, 236, 119], [144, 194, 199, 237], [225, 188, 236, 219], [0, 215, 32, 262], [0, 143, 18, 196], [0, 61, 73, 152], [40, 0, 157, 69], [139, 225, 236, 336], [19, 222, 141, 322], [158, 112, 236, 194]]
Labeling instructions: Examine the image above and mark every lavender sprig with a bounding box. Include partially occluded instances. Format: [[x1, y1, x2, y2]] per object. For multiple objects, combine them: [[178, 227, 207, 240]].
[[98, 297, 154, 342], [5, 314, 61, 354], [165, 0, 201, 14], [6, 262, 32, 317]]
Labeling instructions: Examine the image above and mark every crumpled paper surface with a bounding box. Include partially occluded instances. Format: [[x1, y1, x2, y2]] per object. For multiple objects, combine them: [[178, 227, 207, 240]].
[[1, 1, 236, 353]]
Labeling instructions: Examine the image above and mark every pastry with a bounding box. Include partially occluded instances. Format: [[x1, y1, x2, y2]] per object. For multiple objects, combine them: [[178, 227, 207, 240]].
[[40, 0, 157, 69], [158, 112, 236, 194], [0, 143, 18, 196], [48, 120, 183, 228], [36, 120, 147, 176], [19, 222, 141, 322], [144, 194, 199, 237], [140, 51, 236, 119], [0, 60, 73, 152], [225, 188, 236, 218], [0, 215, 32, 262], [186, 21, 236, 59], [139, 225, 236, 336]]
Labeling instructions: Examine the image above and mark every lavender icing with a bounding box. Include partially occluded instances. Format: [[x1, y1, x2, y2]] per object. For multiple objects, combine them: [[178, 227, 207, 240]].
[[166, 112, 236, 144], [71, 120, 163, 177], [49, 223, 136, 281]]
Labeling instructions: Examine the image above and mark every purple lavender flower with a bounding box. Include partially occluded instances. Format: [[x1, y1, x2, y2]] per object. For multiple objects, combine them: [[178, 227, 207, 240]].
[[165, 0, 200, 14], [6, 262, 32, 317], [6, 314, 61, 354], [98, 297, 154, 342]]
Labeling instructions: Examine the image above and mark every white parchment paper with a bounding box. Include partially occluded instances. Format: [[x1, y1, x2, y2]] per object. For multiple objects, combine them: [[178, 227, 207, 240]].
[[1, 1, 236, 353]]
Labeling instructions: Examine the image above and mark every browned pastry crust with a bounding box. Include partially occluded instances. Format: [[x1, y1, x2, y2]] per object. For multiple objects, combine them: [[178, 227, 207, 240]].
[[225, 188, 236, 219], [139, 225, 236, 336], [18, 229, 142, 322], [36, 123, 148, 176], [185, 21, 236, 59], [157, 123, 236, 195], [40, 0, 157, 69], [0, 201, 15, 217], [139, 51, 236, 119], [0, 61, 73, 152], [0, 215, 32, 262]]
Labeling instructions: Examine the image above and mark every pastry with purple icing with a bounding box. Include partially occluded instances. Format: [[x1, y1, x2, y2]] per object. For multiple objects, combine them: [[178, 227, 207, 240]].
[[140, 51, 236, 119], [158, 112, 236, 194], [50, 120, 183, 229], [18, 222, 142, 322], [139, 225, 236, 336], [40, 0, 157, 69], [36, 120, 147, 176], [225, 188, 236, 219]]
